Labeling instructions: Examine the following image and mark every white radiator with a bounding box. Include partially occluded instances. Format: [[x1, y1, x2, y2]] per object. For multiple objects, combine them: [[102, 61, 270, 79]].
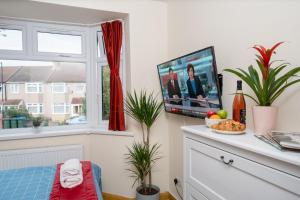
[[0, 145, 83, 170]]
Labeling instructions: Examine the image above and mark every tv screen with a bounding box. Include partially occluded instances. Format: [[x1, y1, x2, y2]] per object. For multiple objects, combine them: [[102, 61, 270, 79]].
[[157, 46, 222, 118]]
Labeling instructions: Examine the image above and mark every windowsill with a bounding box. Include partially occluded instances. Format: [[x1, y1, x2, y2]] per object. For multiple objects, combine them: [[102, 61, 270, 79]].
[[0, 127, 134, 141]]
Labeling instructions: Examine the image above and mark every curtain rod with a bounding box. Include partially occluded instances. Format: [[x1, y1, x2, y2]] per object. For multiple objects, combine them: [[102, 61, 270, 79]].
[[0, 16, 124, 27], [89, 19, 124, 26]]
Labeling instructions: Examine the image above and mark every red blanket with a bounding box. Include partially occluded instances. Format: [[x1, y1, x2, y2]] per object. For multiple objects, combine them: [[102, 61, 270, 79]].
[[50, 161, 98, 200]]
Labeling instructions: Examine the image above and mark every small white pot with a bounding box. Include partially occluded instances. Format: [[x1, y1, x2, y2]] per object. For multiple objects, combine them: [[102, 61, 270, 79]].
[[252, 106, 278, 136]]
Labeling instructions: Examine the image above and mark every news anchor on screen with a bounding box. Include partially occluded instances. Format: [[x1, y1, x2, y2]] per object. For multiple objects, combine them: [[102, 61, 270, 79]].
[[167, 67, 182, 105], [186, 63, 206, 107]]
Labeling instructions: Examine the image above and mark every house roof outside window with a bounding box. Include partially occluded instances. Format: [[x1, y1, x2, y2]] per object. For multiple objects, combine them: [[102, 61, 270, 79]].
[[71, 97, 84, 105], [0, 99, 24, 106], [0, 63, 85, 83]]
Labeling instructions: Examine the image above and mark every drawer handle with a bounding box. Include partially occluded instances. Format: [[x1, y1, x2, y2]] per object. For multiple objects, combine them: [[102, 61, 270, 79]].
[[220, 156, 234, 165]]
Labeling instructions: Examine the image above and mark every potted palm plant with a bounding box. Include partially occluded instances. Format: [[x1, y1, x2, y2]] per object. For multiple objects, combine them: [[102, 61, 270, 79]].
[[224, 42, 300, 135], [125, 90, 163, 200]]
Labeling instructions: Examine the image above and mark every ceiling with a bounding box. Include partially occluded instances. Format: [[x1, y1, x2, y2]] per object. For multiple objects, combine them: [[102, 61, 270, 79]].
[[0, 1, 127, 25]]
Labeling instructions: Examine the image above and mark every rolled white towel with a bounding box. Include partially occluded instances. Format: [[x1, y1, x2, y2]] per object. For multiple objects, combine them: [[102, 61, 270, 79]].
[[60, 159, 83, 188], [61, 159, 81, 176]]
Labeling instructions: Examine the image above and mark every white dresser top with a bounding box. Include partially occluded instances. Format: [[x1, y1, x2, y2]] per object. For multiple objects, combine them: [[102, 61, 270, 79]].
[[182, 125, 300, 167]]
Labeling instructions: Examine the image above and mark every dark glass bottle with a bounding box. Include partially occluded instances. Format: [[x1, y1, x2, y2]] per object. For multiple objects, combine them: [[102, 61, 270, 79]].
[[232, 80, 246, 124]]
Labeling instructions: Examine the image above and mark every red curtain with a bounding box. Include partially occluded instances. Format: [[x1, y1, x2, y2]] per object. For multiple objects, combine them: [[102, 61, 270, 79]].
[[101, 20, 125, 131]]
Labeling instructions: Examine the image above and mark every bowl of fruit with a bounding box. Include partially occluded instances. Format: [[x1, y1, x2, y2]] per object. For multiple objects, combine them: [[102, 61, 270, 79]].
[[205, 109, 227, 128]]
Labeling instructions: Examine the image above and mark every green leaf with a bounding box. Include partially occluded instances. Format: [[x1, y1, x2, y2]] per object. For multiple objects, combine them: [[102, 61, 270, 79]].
[[270, 78, 300, 104], [270, 67, 300, 95], [125, 143, 161, 188], [224, 68, 263, 104], [243, 93, 259, 105]]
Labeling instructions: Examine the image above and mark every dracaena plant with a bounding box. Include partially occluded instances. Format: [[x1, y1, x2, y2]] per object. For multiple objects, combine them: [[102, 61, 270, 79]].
[[224, 42, 300, 106], [124, 90, 163, 193]]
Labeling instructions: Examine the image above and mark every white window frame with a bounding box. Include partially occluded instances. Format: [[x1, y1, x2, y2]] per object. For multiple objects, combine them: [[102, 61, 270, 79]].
[[0, 17, 125, 134], [10, 83, 20, 94], [52, 103, 70, 115], [32, 25, 86, 59], [25, 82, 43, 94], [26, 103, 43, 114], [52, 82, 66, 94]]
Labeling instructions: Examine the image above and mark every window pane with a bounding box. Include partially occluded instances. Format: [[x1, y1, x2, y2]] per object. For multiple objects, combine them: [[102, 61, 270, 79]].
[[52, 83, 66, 93], [0, 60, 86, 129], [74, 83, 85, 94], [53, 103, 64, 114], [40, 104, 43, 113], [10, 84, 19, 94], [27, 104, 42, 114], [97, 31, 122, 58], [66, 105, 70, 113], [102, 65, 110, 120], [38, 32, 82, 54], [26, 83, 43, 93], [97, 31, 105, 58], [0, 29, 23, 51]]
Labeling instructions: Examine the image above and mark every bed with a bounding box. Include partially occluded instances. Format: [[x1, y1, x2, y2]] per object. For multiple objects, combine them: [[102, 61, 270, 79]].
[[0, 163, 102, 200]]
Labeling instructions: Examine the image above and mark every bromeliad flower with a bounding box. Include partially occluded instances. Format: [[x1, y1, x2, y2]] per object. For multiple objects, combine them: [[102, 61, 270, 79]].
[[253, 42, 284, 80]]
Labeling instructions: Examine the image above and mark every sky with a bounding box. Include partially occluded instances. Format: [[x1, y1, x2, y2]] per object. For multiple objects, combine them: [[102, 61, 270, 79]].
[[0, 28, 82, 67]]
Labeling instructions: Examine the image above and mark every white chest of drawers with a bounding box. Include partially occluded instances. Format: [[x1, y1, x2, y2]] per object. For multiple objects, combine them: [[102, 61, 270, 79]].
[[182, 126, 300, 200]]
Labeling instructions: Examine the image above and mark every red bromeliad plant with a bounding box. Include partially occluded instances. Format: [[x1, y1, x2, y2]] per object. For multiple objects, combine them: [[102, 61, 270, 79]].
[[253, 42, 284, 80], [225, 42, 300, 106]]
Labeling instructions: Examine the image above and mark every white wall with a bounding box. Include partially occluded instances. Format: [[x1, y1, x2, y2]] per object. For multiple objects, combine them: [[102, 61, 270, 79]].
[[168, 0, 300, 198]]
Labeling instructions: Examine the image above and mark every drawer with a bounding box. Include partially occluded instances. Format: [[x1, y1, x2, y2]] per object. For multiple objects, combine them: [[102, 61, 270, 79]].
[[186, 184, 208, 200], [185, 137, 300, 200]]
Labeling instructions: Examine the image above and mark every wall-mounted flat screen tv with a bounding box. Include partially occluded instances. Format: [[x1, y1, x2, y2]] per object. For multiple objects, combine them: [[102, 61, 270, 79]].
[[157, 46, 222, 118]]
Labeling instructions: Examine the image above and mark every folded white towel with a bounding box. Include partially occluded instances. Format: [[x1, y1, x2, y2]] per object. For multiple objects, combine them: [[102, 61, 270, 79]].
[[60, 168, 83, 188], [60, 159, 83, 188]]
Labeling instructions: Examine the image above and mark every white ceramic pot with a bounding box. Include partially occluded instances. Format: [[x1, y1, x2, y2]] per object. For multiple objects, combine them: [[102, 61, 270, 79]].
[[252, 106, 278, 136]]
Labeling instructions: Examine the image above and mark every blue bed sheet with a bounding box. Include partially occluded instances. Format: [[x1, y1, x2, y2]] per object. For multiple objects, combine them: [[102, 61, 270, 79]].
[[0, 163, 102, 200]]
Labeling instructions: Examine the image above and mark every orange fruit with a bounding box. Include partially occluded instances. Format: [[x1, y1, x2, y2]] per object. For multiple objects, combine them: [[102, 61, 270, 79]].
[[210, 114, 221, 119]]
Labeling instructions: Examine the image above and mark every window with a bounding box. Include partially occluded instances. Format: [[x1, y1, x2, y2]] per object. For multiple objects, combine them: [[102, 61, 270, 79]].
[[37, 32, 82, 54], [0, 18, 124, 132], [97, 30, 122, 58], [27, 103, 43, 114], [53, 103, 70, 114], [73, 83, 85, 94], [0, 28, 23, 51], [0, 60, 86, 128], [10, 84, 20, 94], [97, 31, 105, 58], [25, 83, 43, 93], [52, 83, 66, 93], [96, 26, 125, 121], [101, 65, 110, 120]]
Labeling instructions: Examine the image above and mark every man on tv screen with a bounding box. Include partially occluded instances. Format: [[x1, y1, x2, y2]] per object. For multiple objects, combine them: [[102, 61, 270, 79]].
[[167, 67, 182, 105]]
